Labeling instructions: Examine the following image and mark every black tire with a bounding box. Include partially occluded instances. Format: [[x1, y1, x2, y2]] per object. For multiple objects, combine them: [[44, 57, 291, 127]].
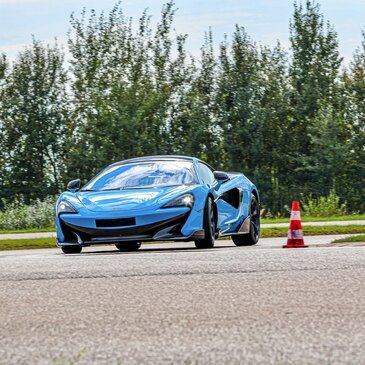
[[115, 242, 141, 251], [232, 194, 260, 246], [195, 197, 215, 249], [61, 245, 82, 254]]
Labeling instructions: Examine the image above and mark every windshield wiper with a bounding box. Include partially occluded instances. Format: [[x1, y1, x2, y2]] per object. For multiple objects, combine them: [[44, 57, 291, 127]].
[[81, 185, 181, 192], [80, 188, 121, 192], [121, 185, 180, 190], [101, 188, 125, 191]]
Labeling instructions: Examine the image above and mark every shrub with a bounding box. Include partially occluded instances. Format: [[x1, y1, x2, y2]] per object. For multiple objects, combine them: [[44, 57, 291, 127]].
[[0, 197, 56, 230], [301, 190, 347, 217]]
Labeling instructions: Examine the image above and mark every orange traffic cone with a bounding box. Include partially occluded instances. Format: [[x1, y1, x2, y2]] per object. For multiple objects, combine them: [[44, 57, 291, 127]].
[[283, 201, 308, 248]]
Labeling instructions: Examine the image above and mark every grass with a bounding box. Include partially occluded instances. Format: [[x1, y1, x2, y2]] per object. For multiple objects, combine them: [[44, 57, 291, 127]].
[[261, 214, 365, 224], [2, 225, 365, 251], [332, 235, 365, 244], [0, 237, 56, 251], [261, 225, 365, 238], [0, 227, 55, 234]]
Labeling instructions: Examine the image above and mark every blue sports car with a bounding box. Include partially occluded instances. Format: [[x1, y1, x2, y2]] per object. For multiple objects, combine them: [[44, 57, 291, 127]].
[[56, 155, 260, 254]]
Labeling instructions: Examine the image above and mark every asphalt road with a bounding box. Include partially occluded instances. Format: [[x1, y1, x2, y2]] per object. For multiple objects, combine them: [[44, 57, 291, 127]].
[[1, 238, 365, 365]]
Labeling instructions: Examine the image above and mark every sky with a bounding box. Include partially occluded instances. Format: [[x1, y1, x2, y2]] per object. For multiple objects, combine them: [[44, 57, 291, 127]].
[[0, 0, 364, 66]]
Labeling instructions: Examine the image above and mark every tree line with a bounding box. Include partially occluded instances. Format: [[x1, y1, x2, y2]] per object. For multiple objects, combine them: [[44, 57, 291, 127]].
[[0, 0, 364, 214]]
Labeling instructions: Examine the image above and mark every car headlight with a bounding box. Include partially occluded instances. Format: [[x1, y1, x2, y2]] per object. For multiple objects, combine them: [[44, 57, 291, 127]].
[[162, 194, 194, 208], [57, 201, 77, 215]]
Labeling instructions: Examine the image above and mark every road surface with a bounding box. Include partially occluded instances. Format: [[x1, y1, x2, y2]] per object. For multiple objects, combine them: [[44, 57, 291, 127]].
[[1, 238, 365, 364]]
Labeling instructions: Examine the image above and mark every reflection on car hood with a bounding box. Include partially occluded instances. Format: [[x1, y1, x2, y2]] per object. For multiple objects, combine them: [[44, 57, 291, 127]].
[[76, 185, 194, 212]]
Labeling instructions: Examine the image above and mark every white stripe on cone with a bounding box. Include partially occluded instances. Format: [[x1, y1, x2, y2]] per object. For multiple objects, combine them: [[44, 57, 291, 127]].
[[287, 229, 304, 239], [290, 211, 301, 221]]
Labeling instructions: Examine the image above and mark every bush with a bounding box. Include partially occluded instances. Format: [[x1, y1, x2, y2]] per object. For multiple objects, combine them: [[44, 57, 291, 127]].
[[301, 190, 347, 217], [0, 197, 55, 230]]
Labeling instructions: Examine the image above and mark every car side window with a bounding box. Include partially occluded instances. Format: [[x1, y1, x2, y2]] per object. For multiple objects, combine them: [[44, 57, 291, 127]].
[[197, 162, 216, 186]]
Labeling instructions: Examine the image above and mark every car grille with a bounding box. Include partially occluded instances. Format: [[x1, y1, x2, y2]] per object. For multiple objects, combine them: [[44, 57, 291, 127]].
[[95, 218, 136, 228], [62, 212, 189, 240]]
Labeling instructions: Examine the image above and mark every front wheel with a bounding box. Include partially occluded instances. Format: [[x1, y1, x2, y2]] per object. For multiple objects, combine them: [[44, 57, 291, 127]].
[[115, 242, 141, 251], [232, 194, 260, 246], [195, 197, 215, 249], [61, 245, 82, 254]]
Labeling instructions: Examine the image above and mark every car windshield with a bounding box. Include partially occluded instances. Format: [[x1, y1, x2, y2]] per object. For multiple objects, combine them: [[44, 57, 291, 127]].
[[81, 161, 199, 191]]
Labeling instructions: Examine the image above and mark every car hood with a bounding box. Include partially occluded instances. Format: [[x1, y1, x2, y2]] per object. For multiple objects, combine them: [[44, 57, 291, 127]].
[[76, 185, 194, 212]]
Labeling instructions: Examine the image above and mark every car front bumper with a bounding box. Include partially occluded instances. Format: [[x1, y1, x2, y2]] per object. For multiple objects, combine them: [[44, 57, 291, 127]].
[[56, 207, 204, 247]]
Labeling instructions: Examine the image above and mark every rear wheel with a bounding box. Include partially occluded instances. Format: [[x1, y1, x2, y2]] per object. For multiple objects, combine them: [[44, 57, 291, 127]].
[[61, 245, 82, 254], [232, 194, 260, 246], [115, 242, 141, 251], [195, 197, 215, 249]]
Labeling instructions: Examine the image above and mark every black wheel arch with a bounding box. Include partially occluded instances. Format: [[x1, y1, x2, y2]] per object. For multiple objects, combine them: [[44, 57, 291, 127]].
[[251, 189, 260, 207], [207, 192, 218, 229]]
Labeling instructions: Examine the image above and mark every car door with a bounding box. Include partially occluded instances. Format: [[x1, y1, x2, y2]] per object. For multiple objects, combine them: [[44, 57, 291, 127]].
[[196, 162, 248, 233]]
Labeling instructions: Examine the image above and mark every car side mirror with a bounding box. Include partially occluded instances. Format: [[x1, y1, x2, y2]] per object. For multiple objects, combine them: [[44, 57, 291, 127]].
[[213, 171, 230, 182], [67, 179, 81, 193]]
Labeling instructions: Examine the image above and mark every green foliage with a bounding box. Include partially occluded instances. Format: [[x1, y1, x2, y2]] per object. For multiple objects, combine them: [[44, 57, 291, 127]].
[[0, 53, 6, 80], [287, 1, 344, 204], [0, 197, 55, 230], [66, 1, 195, 181], [341, 30, 365, 212], [218, 26, 261, 172], [301, 190, 347, 217], [0, 39, 68, 203], [290, 1, 341, 122], [0, 0, 365, 217]]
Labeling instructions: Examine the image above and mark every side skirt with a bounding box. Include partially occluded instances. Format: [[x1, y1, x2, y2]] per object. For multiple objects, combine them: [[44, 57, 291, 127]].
[[219, 216, 251, 237]]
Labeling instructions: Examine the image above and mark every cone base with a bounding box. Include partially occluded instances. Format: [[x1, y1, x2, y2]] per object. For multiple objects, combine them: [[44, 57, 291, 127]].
[[283, 244, 308, 248]]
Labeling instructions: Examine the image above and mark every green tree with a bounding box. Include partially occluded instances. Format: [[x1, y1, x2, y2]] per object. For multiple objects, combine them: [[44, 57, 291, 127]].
[[288, 0, 343, 202], [66, 1, 193, 181], [342, 30, 365, 211], [217, 26, 261, 172], [0, 0, 363, 215], [168, 30, 224, 166], [0, 53, 8, 207], [305, 104, 352, 195], [0, 40, 68, 202], [0, 53, 6, 80], [215, 30, 296, 213], [290, 0, 342, 124], [254, 45, 293, 212]]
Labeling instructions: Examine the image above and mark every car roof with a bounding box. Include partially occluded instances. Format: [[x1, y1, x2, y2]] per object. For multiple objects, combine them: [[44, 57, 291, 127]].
[[111, 155, 195, 166]]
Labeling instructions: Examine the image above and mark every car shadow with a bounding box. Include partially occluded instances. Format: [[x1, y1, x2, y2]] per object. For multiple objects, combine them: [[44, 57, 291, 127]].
[[80, 244, 235, 256]]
